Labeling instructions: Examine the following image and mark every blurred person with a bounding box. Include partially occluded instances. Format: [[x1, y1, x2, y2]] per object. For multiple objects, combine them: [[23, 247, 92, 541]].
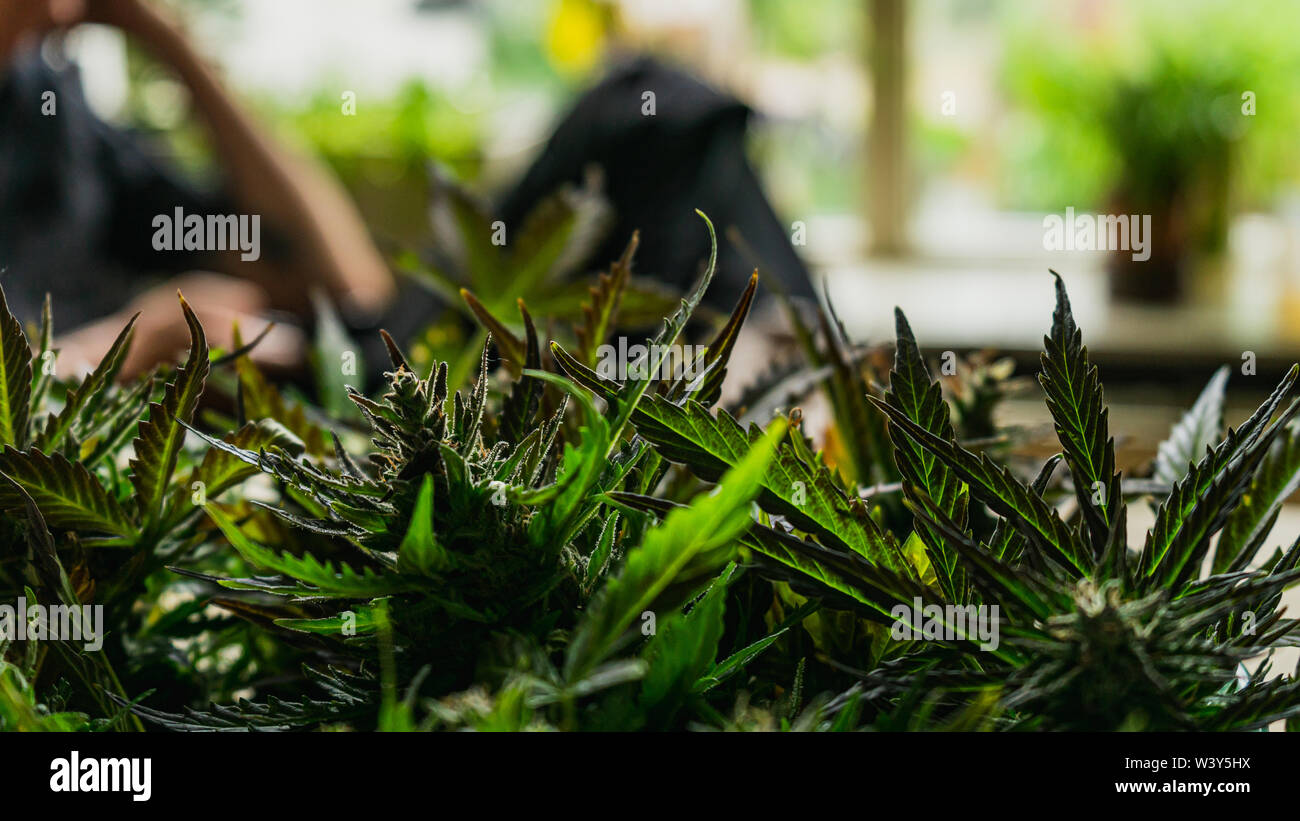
[[500, 53, 817, 402], [2, 0, 812, 394], [0, 0, 396, 378], [500, 55, 816, 312]]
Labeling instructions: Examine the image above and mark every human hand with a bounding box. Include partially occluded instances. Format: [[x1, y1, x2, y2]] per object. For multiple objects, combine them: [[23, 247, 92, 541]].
[[56, 272, 307, 381]]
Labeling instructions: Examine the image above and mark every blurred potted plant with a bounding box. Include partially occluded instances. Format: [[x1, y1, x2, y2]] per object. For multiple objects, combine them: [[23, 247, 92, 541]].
[[1000, 0, 1300, 304], [1098, 47, 1242, 303]]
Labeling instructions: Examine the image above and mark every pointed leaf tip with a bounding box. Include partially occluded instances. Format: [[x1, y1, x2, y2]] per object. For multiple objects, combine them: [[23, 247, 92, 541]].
[[894, 307, 914, 339], [379, 329, 410, 371]]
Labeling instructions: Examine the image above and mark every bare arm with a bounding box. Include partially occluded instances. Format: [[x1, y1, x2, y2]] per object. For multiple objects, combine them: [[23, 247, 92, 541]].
[[91, 0, 396, 322]]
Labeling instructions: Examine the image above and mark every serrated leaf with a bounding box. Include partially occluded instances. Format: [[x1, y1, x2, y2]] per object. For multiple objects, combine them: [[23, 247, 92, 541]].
[[0, 447, 133, 537], [576, 232, 637, 366], [205, 504, 421, 599], [565, 418, 784, 681], [1140, 366, 1300, 587], [0, 284, 32, 448], [1038, 272, 1120, 556], [1142, 391, 1300, 589], [988, 453, 1063, 564], [129, 294, 210, 528], [116, 666, 373, 731], [1215, 426, 1300, 574], [1154, 366, 1229, 486], [605, 210, 720, 443], [80, 374, 154, 468], [904, 487, 1057, 622], [193, 419, 304, 497], [461, 288, 525, 369], [694, 599, 819, 694], [276, 608, 380, 635], [674, 269, 758, 407], [553, 343, 906, 572], [164, 418, 305, 528], [886, 307, 968, 597], [743, 514, 929, 619], [38, 314, 137, 454], [871, 395, 1090, 576], [607, 486, 925, 620], [180, 419, 382, 512], [639, 564, 733, 723]]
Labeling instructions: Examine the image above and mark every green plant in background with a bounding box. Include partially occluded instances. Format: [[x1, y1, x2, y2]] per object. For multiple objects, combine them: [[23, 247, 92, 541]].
[[1000, 0, 1300, 300], [1002, 1, 1300, 213], [268, 82, 488, 256], [395, 169, 683, 393], [286, 81, 484, 180]]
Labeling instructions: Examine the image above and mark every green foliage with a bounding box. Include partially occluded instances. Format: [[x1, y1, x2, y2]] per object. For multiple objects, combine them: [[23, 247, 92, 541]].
[[3, 214, 1299, 732], [1000, 0, 1300, 224], [395, 170, 681, 392], [873, 276, 1300, 731]]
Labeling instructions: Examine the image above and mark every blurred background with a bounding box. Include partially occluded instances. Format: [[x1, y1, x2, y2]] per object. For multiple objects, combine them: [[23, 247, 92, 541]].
[[46, 0, 1300, 442]]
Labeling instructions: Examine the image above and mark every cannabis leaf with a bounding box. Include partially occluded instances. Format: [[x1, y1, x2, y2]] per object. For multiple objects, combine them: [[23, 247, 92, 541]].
[[0, 285, 32, 448], [565, 418, 784, 681], [129, 293, 210, 530], [1154, 365, 1229, 487], [37, 314, 137, 454], [1039, 272, 1120, 556], [0, 448, 133, 537], [1215, 425, 1300, 574], [553, 345, 906, 571], [575, 232, 637, 366], [871, 395, 1090, 575], [205, 503, 424, 600], [886, 307, 968, 598], [1140, 365, 1299, 587], [638, 563, 733, 725]]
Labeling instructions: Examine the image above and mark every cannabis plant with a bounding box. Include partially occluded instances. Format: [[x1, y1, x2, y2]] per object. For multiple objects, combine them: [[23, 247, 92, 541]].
[[550, 268, 1300, 730], [862, 276, 1300, 729], [119, 215, 805, 730], [0, 284, 309, 730], [5, 200, 1297, 732]]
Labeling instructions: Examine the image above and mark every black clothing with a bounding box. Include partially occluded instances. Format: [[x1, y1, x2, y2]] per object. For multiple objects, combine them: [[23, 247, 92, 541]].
[[0, 49, 228, 328], [499, 56, 815, 309]]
